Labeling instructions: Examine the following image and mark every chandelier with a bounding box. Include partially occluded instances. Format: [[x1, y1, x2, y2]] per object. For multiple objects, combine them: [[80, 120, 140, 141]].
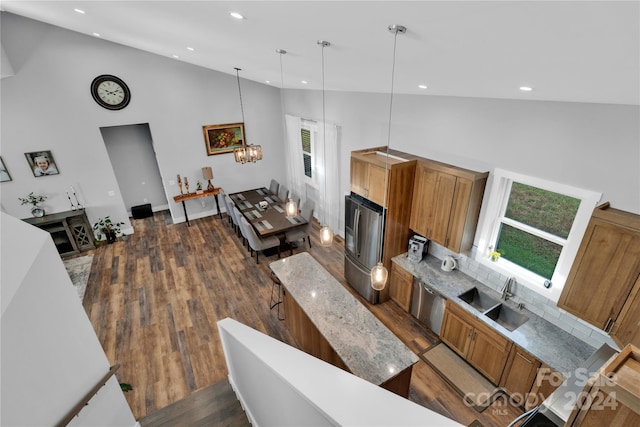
[[233, 67, 262, 163]]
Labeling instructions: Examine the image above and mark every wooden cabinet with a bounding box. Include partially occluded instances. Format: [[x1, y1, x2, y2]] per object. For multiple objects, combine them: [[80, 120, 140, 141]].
[[500, 345, 542, 406], [350, 147, 417, 291], [558, 204, 640, 341], [350, 156, 387, 206], [389, 262, 414, 312], [410, 160, 488, 253], [611, 275, 640, 348], [441, 301, 512, 384], [566, 344, 640, 427], [23, 209, 95, 257], [524, 364, 564, 411]]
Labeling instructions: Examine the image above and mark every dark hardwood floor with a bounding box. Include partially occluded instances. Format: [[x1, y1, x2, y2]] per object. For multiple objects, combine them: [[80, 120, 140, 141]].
[[81, 210, 522, 426]]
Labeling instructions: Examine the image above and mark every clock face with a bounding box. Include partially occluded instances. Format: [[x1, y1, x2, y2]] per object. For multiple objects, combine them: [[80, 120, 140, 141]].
[[91, 74, 131, 110]]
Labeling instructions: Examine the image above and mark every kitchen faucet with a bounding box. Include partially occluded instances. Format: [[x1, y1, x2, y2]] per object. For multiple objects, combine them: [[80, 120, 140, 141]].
[[501, 277, 515, 301]]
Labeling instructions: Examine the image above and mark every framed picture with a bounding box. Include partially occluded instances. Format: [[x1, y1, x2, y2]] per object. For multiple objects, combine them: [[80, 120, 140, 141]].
[[0, 156, 12, 182], [25, 150, 60, 177], [202, 122, 245, 156]]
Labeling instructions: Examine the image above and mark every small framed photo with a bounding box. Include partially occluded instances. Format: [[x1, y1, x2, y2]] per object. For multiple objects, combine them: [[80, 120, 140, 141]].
[[25, 150, 60, 177], [0, 156, 12, 182], [202, 122, 245, 156]]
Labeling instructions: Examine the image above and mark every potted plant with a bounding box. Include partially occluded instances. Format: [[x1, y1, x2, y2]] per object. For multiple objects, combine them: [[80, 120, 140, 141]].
[[93, 216, 125, 244], [18, 192, 47, 217]]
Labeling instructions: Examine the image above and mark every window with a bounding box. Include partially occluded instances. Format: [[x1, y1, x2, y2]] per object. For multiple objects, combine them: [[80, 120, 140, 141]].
[[301, 127, 312, 179], [476, 169, 601, 301]]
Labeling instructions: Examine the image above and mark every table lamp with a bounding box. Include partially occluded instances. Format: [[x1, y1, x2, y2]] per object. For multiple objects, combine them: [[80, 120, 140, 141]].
[[202, 167, 214, 191]]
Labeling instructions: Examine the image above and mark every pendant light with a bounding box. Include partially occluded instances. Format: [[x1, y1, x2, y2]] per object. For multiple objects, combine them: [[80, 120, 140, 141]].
[[318, 40, 334, 247], [233, 67, 263, 163], [277, 48, 298, 218], [371, 24, 406, 291]]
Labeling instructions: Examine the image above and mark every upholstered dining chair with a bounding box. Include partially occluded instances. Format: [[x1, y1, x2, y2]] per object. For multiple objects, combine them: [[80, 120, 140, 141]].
[[284, 199, 315, 255], [269, 179, 279, 195], [277, 184, 289, 202], [225, 195, 240, 236], [220, 189, 233, 227], [233, 206, 248, 248], [239, 216, 281, 263]]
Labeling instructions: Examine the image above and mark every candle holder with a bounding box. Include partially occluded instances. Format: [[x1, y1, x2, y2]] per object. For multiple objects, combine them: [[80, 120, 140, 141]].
[[178, 182, 183, 194]]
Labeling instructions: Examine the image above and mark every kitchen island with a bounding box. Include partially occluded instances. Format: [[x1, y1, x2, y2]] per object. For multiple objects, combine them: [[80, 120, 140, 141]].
[[270, 252, 419, 398]]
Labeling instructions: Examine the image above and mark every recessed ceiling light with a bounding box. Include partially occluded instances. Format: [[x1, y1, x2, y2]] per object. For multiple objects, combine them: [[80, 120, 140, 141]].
[[418, 84, 427, 89], [92, 32, 101, 37], [186, 47, 195, 51], [229, 12, 245, 20], [172, 54, 180, 59], [301, 80, 308, 84], [74, 8, 85, 14], [519, 86, 534, 92], [266, 80, 271, 84]]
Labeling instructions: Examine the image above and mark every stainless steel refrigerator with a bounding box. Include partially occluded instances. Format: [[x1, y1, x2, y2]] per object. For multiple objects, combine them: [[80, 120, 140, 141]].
[[344, 193, 385, 304]]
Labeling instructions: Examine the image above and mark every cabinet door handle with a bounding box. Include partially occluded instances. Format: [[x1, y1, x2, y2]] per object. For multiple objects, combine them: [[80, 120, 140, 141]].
[[516, 352, 533, 365], [604, 318, 614, 333]]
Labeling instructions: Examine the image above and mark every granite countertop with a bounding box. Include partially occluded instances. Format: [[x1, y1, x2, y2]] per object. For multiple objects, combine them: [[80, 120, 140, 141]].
[[270, 253, 419, 386], [393, 254, 596, 375]]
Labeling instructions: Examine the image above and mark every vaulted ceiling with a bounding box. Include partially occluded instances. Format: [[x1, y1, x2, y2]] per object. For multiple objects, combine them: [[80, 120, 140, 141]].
[[2, 1, 639, 105]]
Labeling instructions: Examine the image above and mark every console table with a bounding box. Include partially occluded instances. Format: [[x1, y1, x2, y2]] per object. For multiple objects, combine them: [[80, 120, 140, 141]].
[[23, 209, 95, 257], [173, 188, 222, 226]]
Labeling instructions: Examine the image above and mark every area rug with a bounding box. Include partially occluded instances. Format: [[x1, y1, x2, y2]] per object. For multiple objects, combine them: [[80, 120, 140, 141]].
[[420, 343, 504, 413], [63, 255, 94, 302]]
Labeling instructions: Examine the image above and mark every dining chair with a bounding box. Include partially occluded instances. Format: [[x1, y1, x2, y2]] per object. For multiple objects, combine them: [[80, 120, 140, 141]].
[[220, 189, 233, 227], [269, 179, 279, 195], [233, 206, 248, 248], [225, 195, 240, 236], [239, 216, 281, 263], [277, 184, 289, 202], [284, 199, 315, 255]]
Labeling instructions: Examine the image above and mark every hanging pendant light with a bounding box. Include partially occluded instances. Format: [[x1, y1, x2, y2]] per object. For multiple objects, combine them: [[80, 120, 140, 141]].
[[233, 67, 262, 163], [278, 48, 299, 218], [318, 40, 334, 247], [371, 24, 406, 291]]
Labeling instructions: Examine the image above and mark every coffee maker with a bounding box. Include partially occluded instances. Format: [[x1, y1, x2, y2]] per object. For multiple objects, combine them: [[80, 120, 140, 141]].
[[408, 235, 429, 263]]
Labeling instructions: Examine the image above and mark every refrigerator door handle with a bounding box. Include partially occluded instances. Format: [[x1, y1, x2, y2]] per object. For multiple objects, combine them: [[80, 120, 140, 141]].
[[354, 207, 361, 255]]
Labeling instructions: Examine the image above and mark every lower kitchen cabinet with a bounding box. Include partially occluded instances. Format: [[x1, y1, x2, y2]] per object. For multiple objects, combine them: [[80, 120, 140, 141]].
[[500, 345, 542, 406], [441, 301, 512, 384], [610, 274, 640, 348], [389, 262, 413, 312], [524, 364, 564, 411]]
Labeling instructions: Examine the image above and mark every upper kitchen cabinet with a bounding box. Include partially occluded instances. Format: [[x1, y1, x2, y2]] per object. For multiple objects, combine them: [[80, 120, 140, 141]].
[[557, 204, 640, 344], [350, 147, 417, 274], [410, 160, 488, 253]]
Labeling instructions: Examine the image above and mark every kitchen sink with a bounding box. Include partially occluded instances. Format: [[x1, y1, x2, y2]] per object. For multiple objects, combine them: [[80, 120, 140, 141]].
[[458, 287, 501, 312], [484, 304, 529, 332]]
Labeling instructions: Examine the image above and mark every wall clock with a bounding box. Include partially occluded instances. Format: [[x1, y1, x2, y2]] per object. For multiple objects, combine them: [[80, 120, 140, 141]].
[[90, 74, 131, 110]]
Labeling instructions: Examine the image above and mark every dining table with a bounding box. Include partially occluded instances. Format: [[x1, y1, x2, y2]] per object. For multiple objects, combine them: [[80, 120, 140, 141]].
[[228, 187, 308, 239]]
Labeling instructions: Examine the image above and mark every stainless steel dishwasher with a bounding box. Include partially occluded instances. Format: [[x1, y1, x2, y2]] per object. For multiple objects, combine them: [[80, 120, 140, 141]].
[[410, 278, 446, 335]]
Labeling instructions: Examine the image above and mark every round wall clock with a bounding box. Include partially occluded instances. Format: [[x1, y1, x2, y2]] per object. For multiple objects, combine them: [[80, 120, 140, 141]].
[[90, 74, 131, 110]]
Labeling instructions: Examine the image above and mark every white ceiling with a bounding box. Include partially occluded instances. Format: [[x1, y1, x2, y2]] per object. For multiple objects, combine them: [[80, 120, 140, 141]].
[[3, 1, 639, 105]]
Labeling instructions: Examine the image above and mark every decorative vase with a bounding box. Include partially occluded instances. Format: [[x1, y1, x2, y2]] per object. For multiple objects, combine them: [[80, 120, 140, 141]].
[[31, 206, 45, 217]]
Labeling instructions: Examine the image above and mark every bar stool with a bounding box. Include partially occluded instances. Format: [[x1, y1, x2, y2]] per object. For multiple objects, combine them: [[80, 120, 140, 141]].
[[270, 272, 284, 321]]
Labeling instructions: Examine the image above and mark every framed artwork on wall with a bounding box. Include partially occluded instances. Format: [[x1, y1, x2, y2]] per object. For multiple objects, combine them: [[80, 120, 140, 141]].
[[0, 156, 12, 182], [202, 122, 245, 156], [25, 150, 60, 177]]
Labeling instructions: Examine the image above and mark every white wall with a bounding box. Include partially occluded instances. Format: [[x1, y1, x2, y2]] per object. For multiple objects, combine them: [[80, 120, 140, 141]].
[[0, 12, 287, 228], [283, 89, 640, 235], [0, 213, 137, 426]]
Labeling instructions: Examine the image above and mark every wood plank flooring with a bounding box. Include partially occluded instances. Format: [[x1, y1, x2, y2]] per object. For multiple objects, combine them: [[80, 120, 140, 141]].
[[81, 211, 523, 426]]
